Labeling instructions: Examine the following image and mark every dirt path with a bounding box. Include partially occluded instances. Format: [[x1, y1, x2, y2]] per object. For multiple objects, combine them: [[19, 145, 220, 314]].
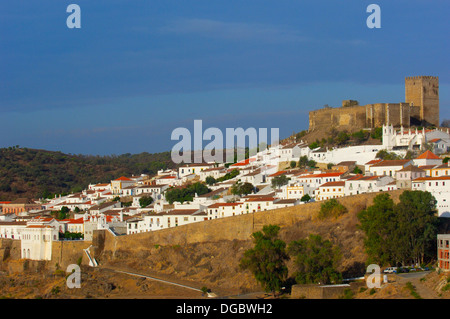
[[395, 272, 440, 299]]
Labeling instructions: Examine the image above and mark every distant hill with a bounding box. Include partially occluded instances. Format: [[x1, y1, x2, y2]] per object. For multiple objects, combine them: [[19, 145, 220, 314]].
[[0, 146, 176, 201]]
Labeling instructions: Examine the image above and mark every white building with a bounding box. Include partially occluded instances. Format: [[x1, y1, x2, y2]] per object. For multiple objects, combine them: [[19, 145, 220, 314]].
[[367, 159, 413, 177], [0, 221, 27, 239], [207, 202, 246, 219], [21, 225, 59, 260], [344, 175, 394, 196], [178, 163, 214, 178], [111, 176, 135, 195], [412, 176, 450, 217], [412, 150, 443, 167], [316, 181, 345, 201]]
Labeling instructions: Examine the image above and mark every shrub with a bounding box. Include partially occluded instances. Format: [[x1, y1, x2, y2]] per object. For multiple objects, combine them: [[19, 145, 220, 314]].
[[318, 199, 348, 219]]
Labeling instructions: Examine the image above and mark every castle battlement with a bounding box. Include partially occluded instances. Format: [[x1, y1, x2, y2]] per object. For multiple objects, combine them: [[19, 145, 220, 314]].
[[405, 75, 439, 80]]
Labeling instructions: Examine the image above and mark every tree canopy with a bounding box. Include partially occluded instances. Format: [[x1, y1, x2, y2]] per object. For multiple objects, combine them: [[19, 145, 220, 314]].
[[165, 182, 210, 204], [271, 175, 290, 189], [358, 191, 438, 266], [239, 225, 289, 295], [288, 234, 342, 285]]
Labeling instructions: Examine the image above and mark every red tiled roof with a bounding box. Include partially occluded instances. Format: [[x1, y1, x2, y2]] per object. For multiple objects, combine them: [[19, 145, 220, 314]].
[[319, 181, 345, 187], [413, 176, 450, 181], [370, 160, 410, 167], [416, 150, 440, 160], [268, 171, 287, 177], [207, 203, 242, 208], [114, 176, 132, 181], [231, 158, 255, 167], [365, 159, 383, 165], [297, 172, 343, 179]]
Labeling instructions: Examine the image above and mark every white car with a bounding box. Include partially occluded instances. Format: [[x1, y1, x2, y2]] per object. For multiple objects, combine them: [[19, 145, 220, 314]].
[[383, 267, 397, 274]]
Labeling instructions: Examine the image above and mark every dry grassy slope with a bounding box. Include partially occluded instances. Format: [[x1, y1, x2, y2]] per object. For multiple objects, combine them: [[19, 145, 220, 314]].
[[96, 190, 405, 294]]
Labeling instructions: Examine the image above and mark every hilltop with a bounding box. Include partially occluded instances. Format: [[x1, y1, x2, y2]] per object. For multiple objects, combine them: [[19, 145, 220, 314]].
[[0, 147, 176, 201]]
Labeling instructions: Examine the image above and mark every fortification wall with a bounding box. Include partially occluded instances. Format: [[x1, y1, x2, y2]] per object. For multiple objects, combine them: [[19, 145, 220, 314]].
[[309, 105, 366, 132], [94, 190, 405, 261], [51, 240, 92, 270], [0, 238, 91, 273], [309, 76, 439, 132]]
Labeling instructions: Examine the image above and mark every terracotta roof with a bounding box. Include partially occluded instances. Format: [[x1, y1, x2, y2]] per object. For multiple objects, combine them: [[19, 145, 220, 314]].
[[231, 158, 255, 167], [413, 176, 450, 181], [245, 197, 276, 202], [397, 165, 425, 172], [207, 202, 242, 208], [114, 176, 133, 181], [416, 150, 441, 160], [0, 221, 27, 226], [365, 159, 383, 165], [298, 172, 343, 179], [370, 160, 410, 167], [319, 181, 345, 187], [347, 175, 380, 181], [268, 171, 287, 177]]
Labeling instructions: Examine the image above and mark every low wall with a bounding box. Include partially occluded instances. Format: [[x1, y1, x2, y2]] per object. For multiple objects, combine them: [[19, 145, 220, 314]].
[[291, 284, 351, 299]]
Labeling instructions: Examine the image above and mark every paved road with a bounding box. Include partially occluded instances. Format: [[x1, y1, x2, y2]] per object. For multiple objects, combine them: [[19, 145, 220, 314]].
[[113, 269, 203, 293], [396, 271, 431, 279]]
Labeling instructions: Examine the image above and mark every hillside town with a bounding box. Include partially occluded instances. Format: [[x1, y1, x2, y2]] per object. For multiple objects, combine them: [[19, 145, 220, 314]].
[[1, 124, 450, 266]]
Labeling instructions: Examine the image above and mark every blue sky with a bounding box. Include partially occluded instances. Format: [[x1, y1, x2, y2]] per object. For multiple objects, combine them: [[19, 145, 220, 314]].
[[0, 0, 449, 155]]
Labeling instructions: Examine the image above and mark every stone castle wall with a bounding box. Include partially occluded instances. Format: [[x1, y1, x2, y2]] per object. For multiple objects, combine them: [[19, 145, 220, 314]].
[[309, 76, 439, 132], [405, 76, 439, 126]]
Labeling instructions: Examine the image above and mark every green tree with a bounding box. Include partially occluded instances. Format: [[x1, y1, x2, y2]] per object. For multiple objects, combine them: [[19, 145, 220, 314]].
[[298, 156, 309, 168], [357, 193, 397, 266], [288, 234, 342, 285], [336, 131, 350, 145], [289, 161, 296, 169], [240, 225, 289, 295], [57, 206, 70, 220], [309, 142, 319, 150], [205, 176, 216, 186], [352, 130, 368, 143], [300, 194, 311, 203], [139, 196, 154, 208], [271, 175, 290, 189], [165, 182, 210, 204], [307, 159, 317, 168], [358, 191, 438, 266], [393, 191, 438, 265], [318, 198, 348, 219], [231, 181, 254, 196], [371, 127, 383, 140], [376, 150, 401, 160]]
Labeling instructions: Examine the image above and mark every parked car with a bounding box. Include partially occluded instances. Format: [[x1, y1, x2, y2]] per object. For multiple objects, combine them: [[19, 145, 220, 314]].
[[397, 267, 409, 273], [383, 267, 398, 274]]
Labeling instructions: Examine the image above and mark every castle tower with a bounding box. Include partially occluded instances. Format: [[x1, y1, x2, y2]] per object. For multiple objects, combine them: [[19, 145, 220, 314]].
[[405, 76, 439, 127]]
